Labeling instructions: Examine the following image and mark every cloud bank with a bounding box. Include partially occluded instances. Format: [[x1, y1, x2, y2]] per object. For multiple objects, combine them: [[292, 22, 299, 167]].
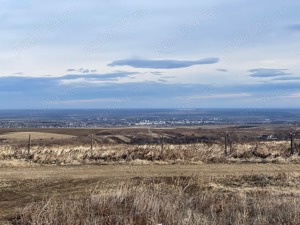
[[108, 58, 219, 69], [248, 68, 291, 78]]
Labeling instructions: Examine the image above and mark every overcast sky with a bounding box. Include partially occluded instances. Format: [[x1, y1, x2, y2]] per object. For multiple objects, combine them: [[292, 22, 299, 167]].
[[1, 0, 300, 109]]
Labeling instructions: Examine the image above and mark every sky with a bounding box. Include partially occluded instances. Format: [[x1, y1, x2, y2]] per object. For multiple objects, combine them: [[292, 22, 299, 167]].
[[1, 0, 300, 109]]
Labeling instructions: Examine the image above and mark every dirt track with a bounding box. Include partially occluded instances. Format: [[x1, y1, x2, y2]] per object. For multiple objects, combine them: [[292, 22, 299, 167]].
[[0, 164, 298, 180]]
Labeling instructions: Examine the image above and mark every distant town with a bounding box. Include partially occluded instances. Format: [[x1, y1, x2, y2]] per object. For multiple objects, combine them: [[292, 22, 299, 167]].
[[0, 109, 299, 128], [0, 117, 224, 128]]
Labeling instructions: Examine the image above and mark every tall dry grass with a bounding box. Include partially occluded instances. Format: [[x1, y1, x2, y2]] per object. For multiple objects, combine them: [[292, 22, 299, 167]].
[[0, 140, 299, 166], [10, 174, 300, 225]]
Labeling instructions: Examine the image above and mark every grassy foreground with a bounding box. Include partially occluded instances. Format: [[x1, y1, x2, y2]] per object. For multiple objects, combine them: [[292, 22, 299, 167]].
[[5, 173, 300, 225]]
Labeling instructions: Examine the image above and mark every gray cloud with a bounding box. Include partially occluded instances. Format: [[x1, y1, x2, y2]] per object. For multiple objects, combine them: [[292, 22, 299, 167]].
[[67, 68, 97, 73], [62, 71, 139, 80], [216, 69, 228, 72], [108, 57, 219, 69], [157, 79, 168, 83], [273, 76, 300, 81], [13, 72, 24, 75], [248, 68, 291, 78], [162, 76, 176, 79], [151, 72, 163, 75]]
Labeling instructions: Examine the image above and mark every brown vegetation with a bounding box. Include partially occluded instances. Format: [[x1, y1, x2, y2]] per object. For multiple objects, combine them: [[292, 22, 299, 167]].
[[0, 140, 299, 167], [9, 174, 300, 225], [0, 126, 299, 166]]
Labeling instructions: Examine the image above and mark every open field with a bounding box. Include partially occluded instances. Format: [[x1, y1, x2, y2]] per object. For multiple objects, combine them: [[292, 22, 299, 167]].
[[1, 126, 300, 224], [0, 124, 299, 145], [0, 164, 300, 223], [0, 132, 75, 141], [1, 164, 300, 224]]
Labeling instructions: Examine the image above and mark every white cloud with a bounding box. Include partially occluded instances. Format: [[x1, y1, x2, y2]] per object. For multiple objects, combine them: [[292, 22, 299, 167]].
[[185, 93, 251, 100], [286, 92, 300, 98]]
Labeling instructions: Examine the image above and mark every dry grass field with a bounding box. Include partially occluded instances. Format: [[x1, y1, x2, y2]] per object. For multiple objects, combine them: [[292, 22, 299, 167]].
[[1, 166, 300, 225], [0, 132, 76, 141], [1, 164, 300, 224], [0, 126, 300, 224]]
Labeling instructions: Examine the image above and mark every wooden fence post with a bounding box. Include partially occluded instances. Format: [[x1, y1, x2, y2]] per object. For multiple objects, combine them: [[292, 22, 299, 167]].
[[160, 134, 164, 157], [289, 133, 295, 155], [27, 134, 31, 159], [91, 134, 94, 154]]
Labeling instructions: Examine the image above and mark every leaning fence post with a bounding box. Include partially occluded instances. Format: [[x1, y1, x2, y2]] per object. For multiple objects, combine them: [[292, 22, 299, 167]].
[[27, 134, 31, 159]]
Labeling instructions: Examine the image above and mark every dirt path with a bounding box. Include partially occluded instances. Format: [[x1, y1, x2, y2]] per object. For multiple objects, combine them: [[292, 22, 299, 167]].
[[0, 163, 297, 180]]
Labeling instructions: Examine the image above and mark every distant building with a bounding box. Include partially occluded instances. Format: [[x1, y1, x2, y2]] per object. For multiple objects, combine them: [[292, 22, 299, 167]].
[[259, 134, 278, 140]]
